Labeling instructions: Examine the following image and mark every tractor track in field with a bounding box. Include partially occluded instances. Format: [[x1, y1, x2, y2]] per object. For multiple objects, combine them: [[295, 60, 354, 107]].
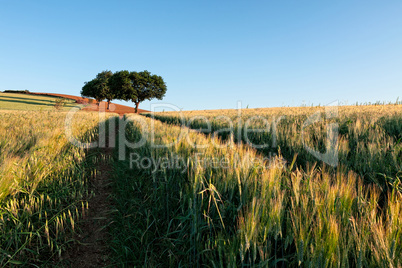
[[60, 148, 113, 267], [58, 121, 119, 267]]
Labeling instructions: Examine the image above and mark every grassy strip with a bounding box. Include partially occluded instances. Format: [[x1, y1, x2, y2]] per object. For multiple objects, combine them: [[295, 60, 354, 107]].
[[109, 115, 402, 266], [0, 92, 78, 111]]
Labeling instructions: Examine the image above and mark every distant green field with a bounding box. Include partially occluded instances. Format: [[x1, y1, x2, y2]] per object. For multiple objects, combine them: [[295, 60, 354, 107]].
[[0, 92, 79, 111]]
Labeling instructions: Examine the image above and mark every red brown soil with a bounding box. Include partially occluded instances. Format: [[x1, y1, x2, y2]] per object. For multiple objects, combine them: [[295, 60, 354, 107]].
[[30, 92, 149, 115]]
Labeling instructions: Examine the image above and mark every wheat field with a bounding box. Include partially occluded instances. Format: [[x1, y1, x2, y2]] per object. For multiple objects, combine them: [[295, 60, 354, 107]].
[[110, 106, 402, 267], [1, 104, 401, 266], [0, 110, 115, 265]]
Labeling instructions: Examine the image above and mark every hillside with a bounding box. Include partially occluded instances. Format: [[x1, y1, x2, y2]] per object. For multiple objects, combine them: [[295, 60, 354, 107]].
[[0, 92, 77, 111], [0, 92, 149, 114]]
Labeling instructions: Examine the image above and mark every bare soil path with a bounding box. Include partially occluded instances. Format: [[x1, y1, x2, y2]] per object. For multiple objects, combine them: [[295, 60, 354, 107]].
[[60, 148, 115, 267]]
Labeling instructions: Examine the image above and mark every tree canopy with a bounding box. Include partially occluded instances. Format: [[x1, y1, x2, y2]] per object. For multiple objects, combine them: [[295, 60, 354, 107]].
[[82, 70, 167, 113], [81, 70, 114, 109], [108, 70, 132, 104], [81, 79, 97, 101], [127, 70, 167, 113]]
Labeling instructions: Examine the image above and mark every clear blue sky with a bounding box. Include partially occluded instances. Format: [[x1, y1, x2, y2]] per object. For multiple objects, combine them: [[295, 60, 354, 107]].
[[1, 0, 401, 111]]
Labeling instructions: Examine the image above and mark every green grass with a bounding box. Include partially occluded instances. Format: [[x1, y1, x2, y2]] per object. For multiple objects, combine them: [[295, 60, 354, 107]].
[[146, 105, 402, 192], [109, 114, 402, 267], [0, 92, 79, 111]]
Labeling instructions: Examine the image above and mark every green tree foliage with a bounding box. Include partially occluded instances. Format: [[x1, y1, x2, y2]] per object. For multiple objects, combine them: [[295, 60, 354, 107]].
[[81, 70, 114, 109], [96, 70, 114, 109], [108, 70, 132, 104], [127, 70, 167, 113], [83, 70, 167, 113], [81, 79, 98, 103]]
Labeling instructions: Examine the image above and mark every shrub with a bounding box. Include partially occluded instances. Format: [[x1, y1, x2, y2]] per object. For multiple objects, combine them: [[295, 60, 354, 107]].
[[3, 89, 30, 94], [54, 99, 66, 110]]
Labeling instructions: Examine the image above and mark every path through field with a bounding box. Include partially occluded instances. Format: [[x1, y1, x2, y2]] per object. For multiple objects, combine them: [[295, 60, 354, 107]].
[[61, 124, 117, 267]]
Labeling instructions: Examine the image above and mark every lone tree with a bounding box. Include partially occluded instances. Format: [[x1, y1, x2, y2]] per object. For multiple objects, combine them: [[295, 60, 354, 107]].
[[128, 70, 167, 113], [81, 70, 114, 109]]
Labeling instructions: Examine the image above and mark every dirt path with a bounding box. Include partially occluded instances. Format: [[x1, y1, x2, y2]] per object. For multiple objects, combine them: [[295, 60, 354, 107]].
[[60, 146, 114, 267]]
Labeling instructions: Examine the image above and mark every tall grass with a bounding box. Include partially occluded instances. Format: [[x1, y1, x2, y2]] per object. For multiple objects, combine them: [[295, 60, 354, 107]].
[[110, 114, 402, 267], [147, 104, 402, 191], [0, 110, 115, 265]]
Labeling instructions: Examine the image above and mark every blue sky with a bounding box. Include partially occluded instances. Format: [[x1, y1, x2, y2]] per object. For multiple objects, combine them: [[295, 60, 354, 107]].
[[1, 1, 401, 111]]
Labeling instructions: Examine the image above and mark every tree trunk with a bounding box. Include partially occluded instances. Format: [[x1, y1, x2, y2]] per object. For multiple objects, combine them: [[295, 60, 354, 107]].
[[134, 102, 140, 113], [107, 100, 111, 110]]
